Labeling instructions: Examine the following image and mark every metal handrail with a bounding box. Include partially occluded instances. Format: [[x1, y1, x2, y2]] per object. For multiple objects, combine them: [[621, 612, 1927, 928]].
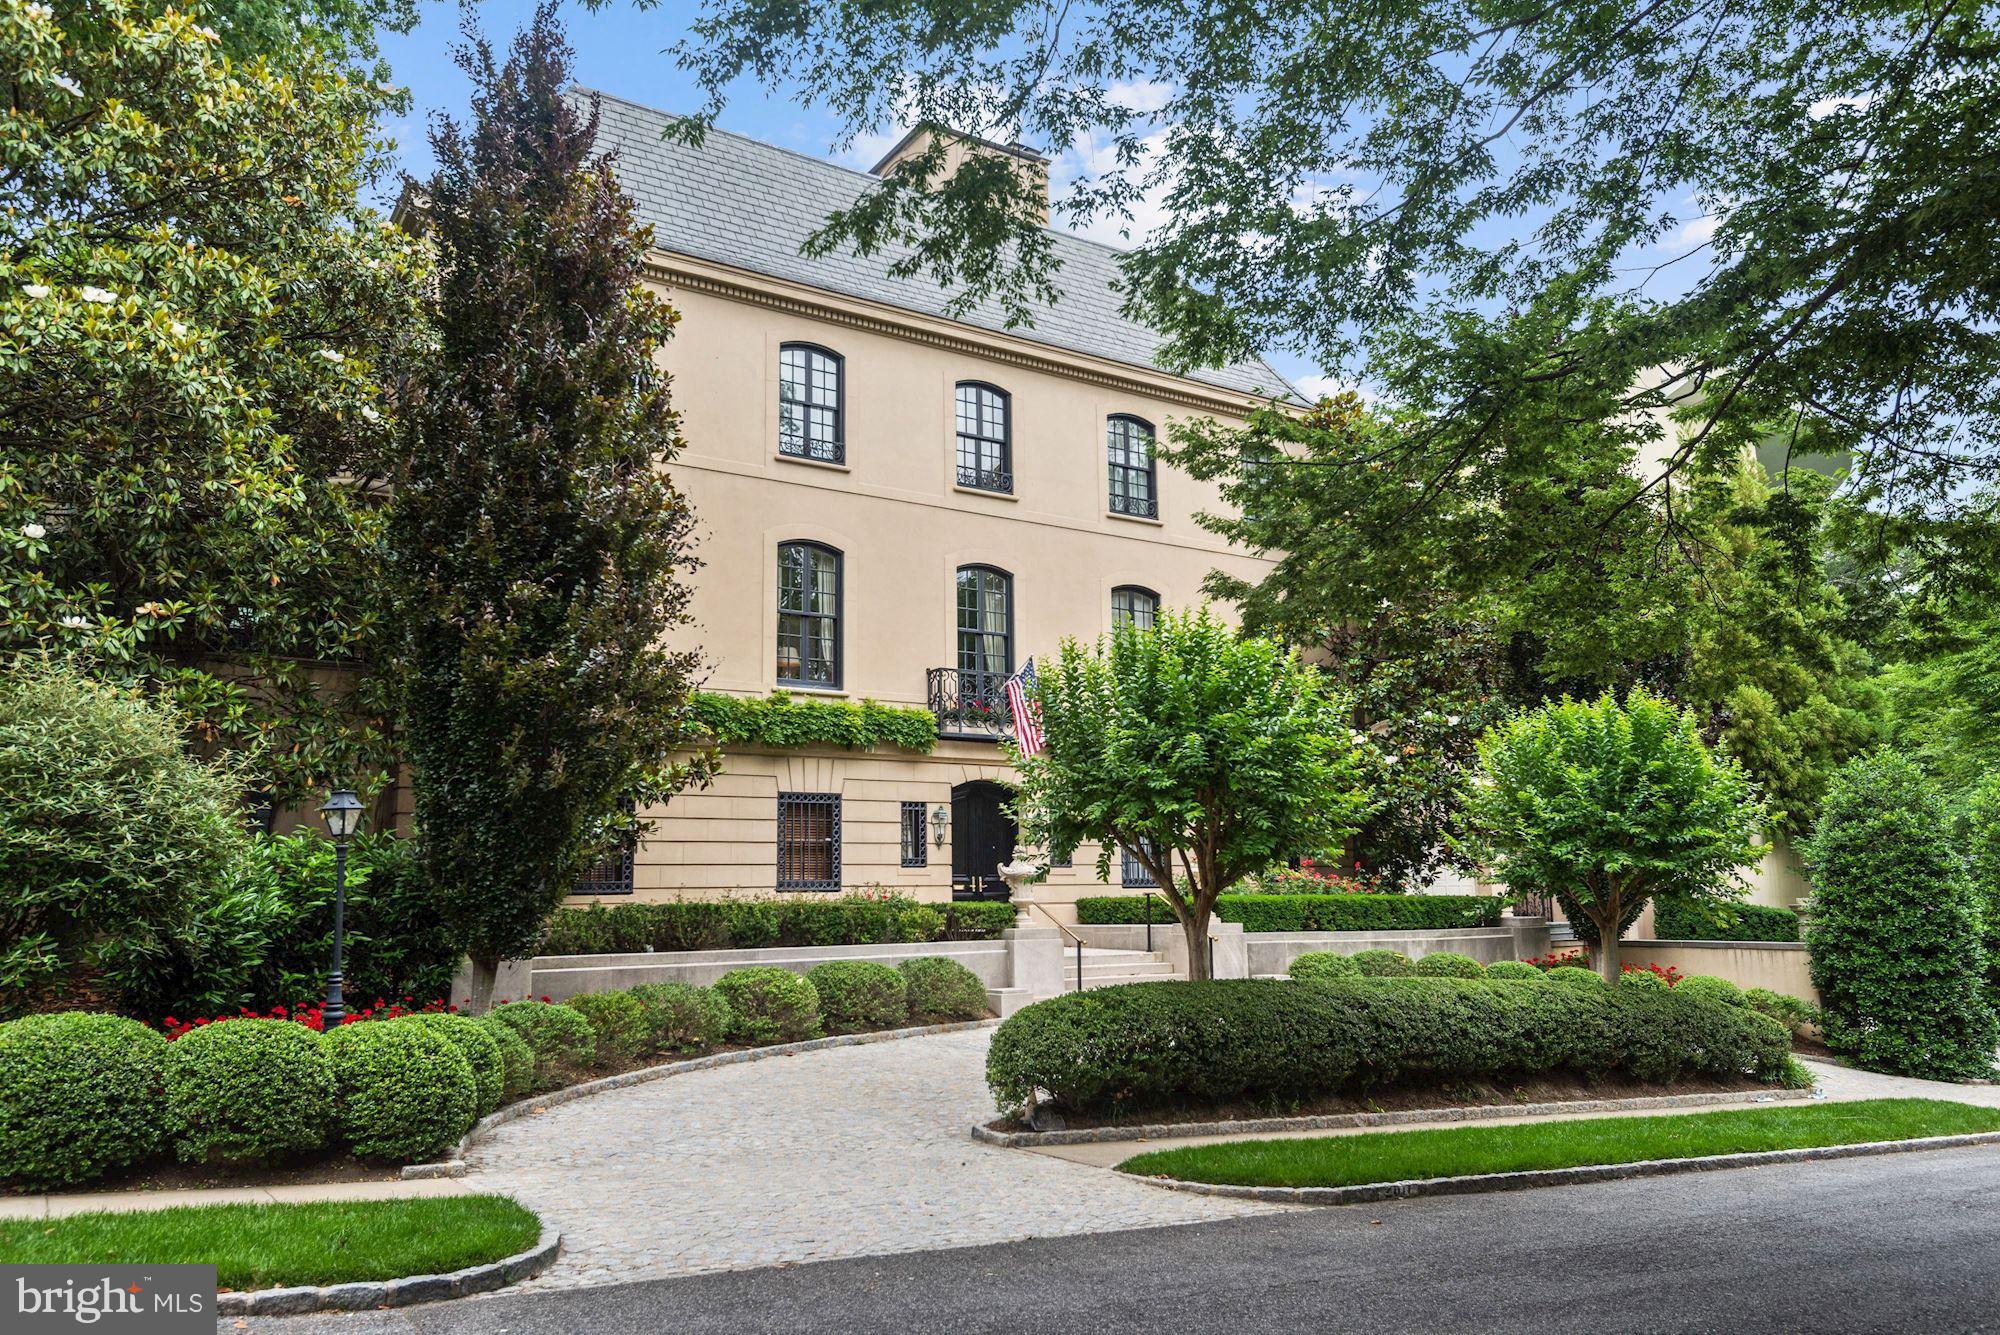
[[1020, 899, 1089, 992], [1133, 888, 1222, 977]]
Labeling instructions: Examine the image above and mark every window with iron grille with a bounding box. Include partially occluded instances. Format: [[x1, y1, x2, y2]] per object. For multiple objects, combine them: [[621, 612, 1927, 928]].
[[1122, 840, 1160, 887], [954, 382, 1012, 493], [776, 541, 841, 688], [1111, 585, 1158, 631], [576, 800, 637, 895], [778, 343, 843, 463], [778, 792, 841, 891], [900, 801, 928, 868], [1107, 415, 1158, 518], [955, 565, 1012, 683]]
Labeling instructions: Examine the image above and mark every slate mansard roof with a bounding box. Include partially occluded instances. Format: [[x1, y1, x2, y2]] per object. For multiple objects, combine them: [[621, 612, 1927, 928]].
[[582, 88, 1296, 401]]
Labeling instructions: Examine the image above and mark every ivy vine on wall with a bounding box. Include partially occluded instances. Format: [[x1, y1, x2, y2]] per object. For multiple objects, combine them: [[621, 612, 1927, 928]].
[[690, 692, 937, 754]]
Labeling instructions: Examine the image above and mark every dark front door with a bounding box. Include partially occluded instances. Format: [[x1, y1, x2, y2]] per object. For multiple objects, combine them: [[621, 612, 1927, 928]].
[[951, 781, 1016, 901]]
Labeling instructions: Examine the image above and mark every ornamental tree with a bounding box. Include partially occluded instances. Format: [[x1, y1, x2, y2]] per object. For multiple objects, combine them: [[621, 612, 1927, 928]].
[[1805, 753, 1996, 1080], [1012, 608, 1370, 979], [390, 7, 709, 1008], [1465, 689, 1766, 981], [0, 0, 430, 803]]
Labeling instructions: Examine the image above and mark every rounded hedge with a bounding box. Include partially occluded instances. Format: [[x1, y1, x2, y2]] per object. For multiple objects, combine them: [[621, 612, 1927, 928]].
[[1545, 966, 1604, 988], [1412, 952, 1485, 979], [1675, 975, 1746, 1008], [1288, 952, 1361, 983], [986, 978, 1792, 1118], [1350, 949, 1413, 978], [486, 1001, 598, 1089], [1618, 968, 1670, 992], [899, 957, 989, 1022], [1745, 987, 1819, 1035], [715, 967, 822, 1044], [164, 1019, 333, 1164], [477, 1015, 536, 1099], [400, 1014, 506, 1116], [806, 961, 909, 1035], [1483, 961, 1544, 982], [0, 1013, 168, 1190], [565, 991, 648, 1065], [628, 982, 733, 1054], [322, 1021, 477, 1163]]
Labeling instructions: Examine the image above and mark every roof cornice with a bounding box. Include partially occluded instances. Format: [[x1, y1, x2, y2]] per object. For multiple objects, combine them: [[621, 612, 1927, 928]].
[[644, 249, 1289, 417]]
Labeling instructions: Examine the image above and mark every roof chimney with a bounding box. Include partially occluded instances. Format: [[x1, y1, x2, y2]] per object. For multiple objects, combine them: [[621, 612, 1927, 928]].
[[869, 126, 1049, 226]]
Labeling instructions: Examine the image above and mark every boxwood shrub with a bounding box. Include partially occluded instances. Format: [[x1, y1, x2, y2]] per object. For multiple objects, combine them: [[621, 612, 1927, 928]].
[[900, 957, 989, 1022], [715, 967, 821, 1044], [806, 961, 910, 1034], [1546, 966, 1604, 988], [1073, 892, 1502, 932], [486, 1001, 598, 1089], [0, 1013, 168, 1190], [477, 1016, 536, 1099], [1412, 952, 1486, 978], [985, 978, 1792, 1118], [322, 1021, 478, 1163], [163, 1019, 333, 1164], [1676, 975, 1747, 1008], [1288, 952, 1360, 982], [400, 1014, 506, 1116], [1483, 961, 1544, 981], [565, 991, 649, 1065], [1351, 949, 1413, 978], [629, 982, 734, 1054], [1653, 898, 1801, 943], [540, 897, 1017, 955]]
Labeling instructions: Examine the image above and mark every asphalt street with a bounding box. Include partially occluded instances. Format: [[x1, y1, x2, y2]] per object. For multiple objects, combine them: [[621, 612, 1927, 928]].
[[229, 1145, 2000, 1334]]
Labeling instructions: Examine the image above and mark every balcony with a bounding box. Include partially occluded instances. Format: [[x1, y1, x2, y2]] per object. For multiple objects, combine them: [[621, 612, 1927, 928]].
[[927, 667, 1011, 742]]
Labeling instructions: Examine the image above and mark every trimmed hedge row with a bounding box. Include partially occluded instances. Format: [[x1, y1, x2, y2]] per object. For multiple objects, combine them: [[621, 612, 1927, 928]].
[[986, 977, 1794, 1118], [541, 896, 1017, 955], [1653, 899, 1802, 943], [1074, 893, 1503, 932]]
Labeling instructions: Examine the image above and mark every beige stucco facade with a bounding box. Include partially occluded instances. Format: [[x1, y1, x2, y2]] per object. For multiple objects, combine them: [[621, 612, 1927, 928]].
[[585, 251, 1282, 904]]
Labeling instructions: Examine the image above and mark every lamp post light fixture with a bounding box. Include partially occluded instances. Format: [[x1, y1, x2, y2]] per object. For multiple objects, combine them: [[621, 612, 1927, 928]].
[[931, 803, 950, 850], [317, 789, 365, 1028]]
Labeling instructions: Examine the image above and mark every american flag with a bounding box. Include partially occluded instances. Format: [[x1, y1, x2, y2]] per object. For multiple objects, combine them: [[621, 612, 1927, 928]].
[[1004, 659, 1045, 757]]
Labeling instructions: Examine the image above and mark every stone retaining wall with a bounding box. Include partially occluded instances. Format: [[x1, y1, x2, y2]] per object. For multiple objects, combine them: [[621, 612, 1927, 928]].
[[1621, 939, 1819, 1006]]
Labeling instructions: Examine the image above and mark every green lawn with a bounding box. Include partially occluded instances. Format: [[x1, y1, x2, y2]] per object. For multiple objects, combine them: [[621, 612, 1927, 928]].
[[0, 1195, 541, 1291], [1118, 1098, 2000, 1189]]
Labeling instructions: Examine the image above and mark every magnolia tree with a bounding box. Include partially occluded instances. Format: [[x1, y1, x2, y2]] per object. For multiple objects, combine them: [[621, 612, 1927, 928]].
[[1465, 689, 1766, 981], [1012, 609, 1370, 979]]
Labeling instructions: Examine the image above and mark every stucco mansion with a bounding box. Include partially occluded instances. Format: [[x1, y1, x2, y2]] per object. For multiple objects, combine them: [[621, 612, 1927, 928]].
[[572, 90, 1293, 908]]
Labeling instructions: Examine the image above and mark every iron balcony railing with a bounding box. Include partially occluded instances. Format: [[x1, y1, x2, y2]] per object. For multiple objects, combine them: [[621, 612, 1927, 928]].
[[927, 666, 1011, 741], [956, 462, 1014, 494]]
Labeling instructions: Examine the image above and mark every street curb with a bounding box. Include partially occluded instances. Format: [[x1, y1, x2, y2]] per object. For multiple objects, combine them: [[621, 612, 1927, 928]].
[[972, 1085, 1813, 1148], [213, 1226, 561, 1316], [407, 1018, 1000, 1178], [1116, 1130, 2000, 1206]]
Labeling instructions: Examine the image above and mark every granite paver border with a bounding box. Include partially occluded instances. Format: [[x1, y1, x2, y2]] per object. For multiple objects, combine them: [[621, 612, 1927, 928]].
[[212, 1226, 561, 1317], [1115, 1130, 2000, 1206], [405, 1018, 1001, 1179], [972, 1085, 1814, 1148]]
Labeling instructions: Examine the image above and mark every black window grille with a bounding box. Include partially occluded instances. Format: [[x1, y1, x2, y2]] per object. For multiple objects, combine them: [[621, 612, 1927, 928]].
[[779, 344, 843, 463], [577, 840, 636, 896], [900, 801, 928, 868], [955, 382, 1012, 493], [777, 541, 841, 688], [778, 791, 841, 891], [1107, 415, 1158, 518], [1111, 585, 1159, 630], [1122, 840, 1160, 887]]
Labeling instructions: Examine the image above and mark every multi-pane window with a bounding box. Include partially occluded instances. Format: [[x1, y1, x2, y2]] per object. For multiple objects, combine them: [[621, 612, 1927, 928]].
[[776, 542, 840, 688], [1111, 585, 1159, 631], [778, 792, 841, 891], [778, 343, 843, 463], [1107, 415, 1158, 518], [956, 565, 1012, 683], [900, 801, 928, 868], [955, 382, 1011, 493], [1122, 839, 1160, 887], [576, 799, 638, 895]]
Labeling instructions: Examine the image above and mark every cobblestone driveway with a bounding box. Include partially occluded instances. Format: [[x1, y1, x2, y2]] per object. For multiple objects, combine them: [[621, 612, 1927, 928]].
[[465, 1028, 1284, 1289]]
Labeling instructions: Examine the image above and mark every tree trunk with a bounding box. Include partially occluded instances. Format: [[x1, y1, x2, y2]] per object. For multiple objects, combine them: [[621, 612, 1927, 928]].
[[1591, 897, 1624, 983], [463, 953, 501, 1014], [1182, 909, 1212, 981]]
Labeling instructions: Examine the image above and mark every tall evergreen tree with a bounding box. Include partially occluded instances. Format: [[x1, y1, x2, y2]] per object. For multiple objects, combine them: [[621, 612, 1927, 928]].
[[392, 6, 708, 1004]]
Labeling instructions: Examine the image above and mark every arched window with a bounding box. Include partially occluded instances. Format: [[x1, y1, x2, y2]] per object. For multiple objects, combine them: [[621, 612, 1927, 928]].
[[1111, 585, 1159, 631], [1107, 415, 1157, 518], [955, 382, 1012, 493], [779, 343, 843, 463], [955, 565, 1013, 691], [777, 541, 841, 687]]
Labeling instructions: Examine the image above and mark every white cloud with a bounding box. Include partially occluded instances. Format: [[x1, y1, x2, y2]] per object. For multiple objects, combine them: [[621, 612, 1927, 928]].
[[1106, 79, 1173, 114], [1674, 213, 1721, 245], [1807, 91, 1874, 120], [1051, 129, 1173, 246], [1293, 374, 1378, 405]]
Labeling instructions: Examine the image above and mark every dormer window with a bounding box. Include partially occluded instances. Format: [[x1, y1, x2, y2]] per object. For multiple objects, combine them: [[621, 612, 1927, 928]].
[[779, 343, 843, 464]]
